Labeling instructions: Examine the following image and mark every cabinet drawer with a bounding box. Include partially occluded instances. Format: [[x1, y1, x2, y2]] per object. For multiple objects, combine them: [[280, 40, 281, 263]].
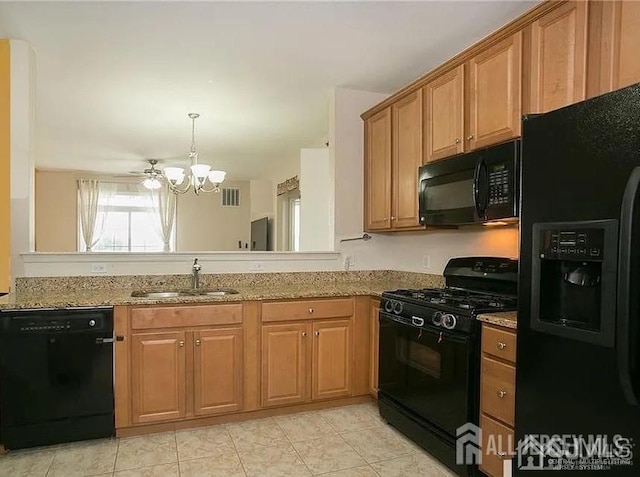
[[480, 413, 514, 477], [481, 357, 516, 426], [131, 304, 243, 329], [482, 324, 516, 363], [262, 298, 353, 322]]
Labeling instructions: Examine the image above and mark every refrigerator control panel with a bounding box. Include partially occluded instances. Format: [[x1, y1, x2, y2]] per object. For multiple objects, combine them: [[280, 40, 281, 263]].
[[540, 228, 604, 260]]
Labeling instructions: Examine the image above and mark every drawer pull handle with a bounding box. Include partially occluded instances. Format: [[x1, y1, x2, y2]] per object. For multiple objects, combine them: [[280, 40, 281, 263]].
[[195, 339, 201, 346], [315, 331, 320, 337], [308, 308, 314, 314], [302, 332, 307, 337], [179, 340, 185, 348], [497, 342, 507, 350], [497, 389, 507, 398]]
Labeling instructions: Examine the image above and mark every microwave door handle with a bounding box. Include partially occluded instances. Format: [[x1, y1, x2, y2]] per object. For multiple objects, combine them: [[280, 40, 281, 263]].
[[473, 159, 487, 219], [618, 166, 640, 406]]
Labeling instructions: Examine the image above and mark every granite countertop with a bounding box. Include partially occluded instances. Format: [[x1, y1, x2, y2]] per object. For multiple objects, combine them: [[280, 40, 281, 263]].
[[0, 279, 432, 310], [477, 311, 517, 330]]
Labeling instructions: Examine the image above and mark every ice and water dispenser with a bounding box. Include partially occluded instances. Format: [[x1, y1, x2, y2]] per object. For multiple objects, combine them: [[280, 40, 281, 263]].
[[531, 220, 618, 347]]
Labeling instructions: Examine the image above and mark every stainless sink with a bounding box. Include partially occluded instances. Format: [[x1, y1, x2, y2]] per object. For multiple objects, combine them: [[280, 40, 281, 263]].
[[196, 288, 239, 296], [131, 288, 239, 298]]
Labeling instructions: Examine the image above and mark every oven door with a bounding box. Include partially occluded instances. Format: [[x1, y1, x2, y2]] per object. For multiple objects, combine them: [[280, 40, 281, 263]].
[[378, 311, 476, 437]]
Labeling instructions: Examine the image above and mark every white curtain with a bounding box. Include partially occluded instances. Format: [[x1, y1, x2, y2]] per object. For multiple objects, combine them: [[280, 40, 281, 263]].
[[77, 180, 115, 252], [150, 185, 176, 252]]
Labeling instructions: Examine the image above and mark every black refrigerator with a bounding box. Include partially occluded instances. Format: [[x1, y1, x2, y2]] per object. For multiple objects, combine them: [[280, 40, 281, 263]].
[[516, 84, 640, 475]]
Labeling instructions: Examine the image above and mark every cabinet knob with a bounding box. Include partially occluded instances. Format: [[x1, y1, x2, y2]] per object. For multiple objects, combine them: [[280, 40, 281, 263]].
[[466, 135, 474, 141], [383, 217, 388, 221], [302, 332, 307, 337], [498, 451, 507, 459], [179, 340, 185, 348], [454, 138, 460, 144], [497, 341, 507, 350], [315, 331, 320, 337], [391, 216, 396, 220], [497, 389, 507, 398], [195, 339, 201, 346], [308, 308, 314, 314]]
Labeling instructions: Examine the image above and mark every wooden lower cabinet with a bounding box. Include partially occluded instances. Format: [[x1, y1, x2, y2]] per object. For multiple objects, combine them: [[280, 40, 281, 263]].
[[131, 331, 187, 424], [194, 327, 243, 416], [312, 319, 352, 400], [479, 323, 517, 477], [261, 323, 310, 408], [261, 314, 355, 407], [130, 326, 244, 424]]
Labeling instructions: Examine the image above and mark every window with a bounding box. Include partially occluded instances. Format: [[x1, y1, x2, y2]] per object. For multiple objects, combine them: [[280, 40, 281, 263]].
[[78, 185, 175, 252]]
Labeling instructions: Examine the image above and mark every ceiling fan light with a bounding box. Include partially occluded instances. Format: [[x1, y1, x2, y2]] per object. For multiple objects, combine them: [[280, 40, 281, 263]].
[[208, 170, 226, 184], [142, 177, 162, 190], [164, 167, 185, 183]]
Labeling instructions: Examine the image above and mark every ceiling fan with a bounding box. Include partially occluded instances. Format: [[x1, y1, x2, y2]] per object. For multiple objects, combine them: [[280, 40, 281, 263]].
[[140, 159, 163, 190]]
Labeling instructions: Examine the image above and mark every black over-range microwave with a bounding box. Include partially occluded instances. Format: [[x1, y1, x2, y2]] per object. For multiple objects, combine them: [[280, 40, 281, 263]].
[[418, 139, 520, 226]]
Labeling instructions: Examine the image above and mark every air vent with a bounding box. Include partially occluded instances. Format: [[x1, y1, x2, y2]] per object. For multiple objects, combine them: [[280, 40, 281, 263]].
[[222, 188, 240, 207]]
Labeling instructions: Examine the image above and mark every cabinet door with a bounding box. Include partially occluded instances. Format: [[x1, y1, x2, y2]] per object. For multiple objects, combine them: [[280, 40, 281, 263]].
[[392, 90, 423, 229], [193, 327, 243, 416], [131, 331, 186, 424], [261, 323, 310, 407], [423, 65, 465, 162], [369, 302, 380, 397], [312, 319, 352, 401], [364, 107, 392, 231], [468, 32, 522, 150], [528, 1, 588, 113], [600, 1, 640, 93]]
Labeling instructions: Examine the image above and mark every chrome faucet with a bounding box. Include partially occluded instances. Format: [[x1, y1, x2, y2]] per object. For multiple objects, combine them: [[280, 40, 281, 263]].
[[192, 258, 201, 289]]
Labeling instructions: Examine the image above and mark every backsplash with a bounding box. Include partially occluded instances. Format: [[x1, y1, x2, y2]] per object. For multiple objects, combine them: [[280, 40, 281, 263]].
[[15, 270, 444, 294]]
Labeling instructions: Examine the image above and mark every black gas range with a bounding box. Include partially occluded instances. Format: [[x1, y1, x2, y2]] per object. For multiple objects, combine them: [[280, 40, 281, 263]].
[[377, 257, 518, 477]]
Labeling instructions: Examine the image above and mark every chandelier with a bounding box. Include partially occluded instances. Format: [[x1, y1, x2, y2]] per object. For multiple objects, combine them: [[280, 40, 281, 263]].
[[163, 113, 227, 195]]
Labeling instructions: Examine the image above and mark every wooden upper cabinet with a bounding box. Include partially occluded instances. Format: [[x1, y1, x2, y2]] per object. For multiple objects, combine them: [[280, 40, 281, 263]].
[[423, 65, 465, 162], [131, 331, 186, 424], [312, 319, 353, 401], [193, 327, 243, 416], [599, 1, 640, 94], [392, 90, 423, 229], [468, 32, 522, 150], [528, 1, 588, 113], [261, 322, 310, 408], [364, 108, 392, 231]]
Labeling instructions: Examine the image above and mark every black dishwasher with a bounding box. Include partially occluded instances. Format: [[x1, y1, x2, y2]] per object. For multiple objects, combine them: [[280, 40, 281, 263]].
[[0, 307, 115, 449]]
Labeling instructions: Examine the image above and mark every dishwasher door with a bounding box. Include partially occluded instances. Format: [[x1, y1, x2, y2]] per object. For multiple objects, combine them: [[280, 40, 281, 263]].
[[0, 307, 115, 449]]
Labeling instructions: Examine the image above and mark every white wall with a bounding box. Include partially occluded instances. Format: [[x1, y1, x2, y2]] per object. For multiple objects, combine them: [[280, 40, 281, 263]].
[[9, 40, 36, 283], [330, 87, 519, 274], [299, 148, 332, 251], [249, 179, 273, 222]]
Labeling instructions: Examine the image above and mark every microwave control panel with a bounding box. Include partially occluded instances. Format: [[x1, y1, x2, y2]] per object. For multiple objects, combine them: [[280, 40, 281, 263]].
[[540, 229, 605, 260], [488, 164, 510, 205]]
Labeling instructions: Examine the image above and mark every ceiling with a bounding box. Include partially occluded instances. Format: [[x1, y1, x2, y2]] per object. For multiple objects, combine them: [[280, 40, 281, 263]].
[[0, 1, 537, 181]]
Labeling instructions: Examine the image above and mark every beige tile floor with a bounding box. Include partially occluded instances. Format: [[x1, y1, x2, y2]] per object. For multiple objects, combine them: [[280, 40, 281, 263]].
[[0, 403, 457, 477]]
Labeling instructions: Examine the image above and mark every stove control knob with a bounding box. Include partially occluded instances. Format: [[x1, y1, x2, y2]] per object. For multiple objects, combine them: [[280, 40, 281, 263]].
[[88, 319, 96, 327], [384, 300, 394, 313], [432, 312, 443, 326], [393, 301, 403, 314], [442, 314, 457, 330]]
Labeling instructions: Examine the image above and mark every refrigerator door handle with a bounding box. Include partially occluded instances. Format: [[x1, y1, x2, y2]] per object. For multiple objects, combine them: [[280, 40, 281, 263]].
[[618, 166, 640, 406]]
